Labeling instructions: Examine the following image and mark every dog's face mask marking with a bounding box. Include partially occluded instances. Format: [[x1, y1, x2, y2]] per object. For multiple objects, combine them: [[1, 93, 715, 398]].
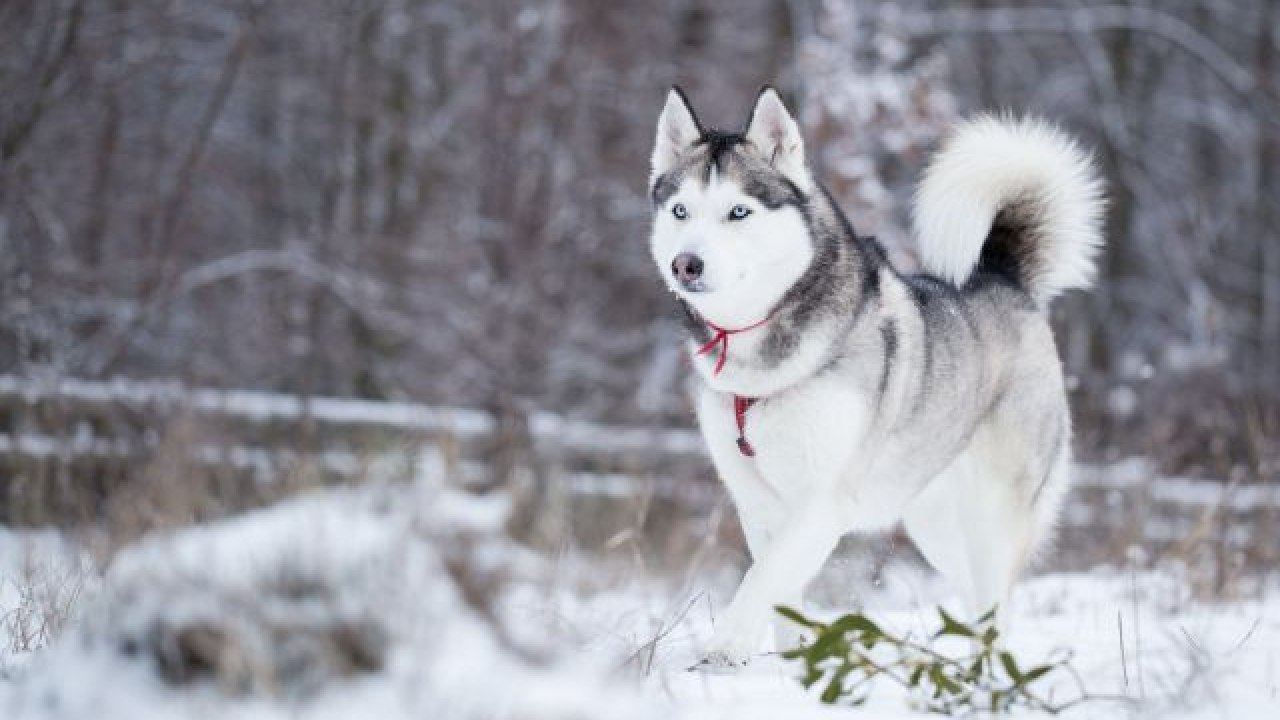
[[648, 88, 815, 328]]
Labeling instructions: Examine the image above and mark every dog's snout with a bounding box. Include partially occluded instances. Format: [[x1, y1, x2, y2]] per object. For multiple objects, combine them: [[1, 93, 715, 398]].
[[671, 253, 704, 288]]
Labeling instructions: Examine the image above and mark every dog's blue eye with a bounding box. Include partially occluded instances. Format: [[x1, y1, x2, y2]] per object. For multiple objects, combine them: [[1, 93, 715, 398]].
[[729, 204, 752, 220], [672, 203, 688, 219]]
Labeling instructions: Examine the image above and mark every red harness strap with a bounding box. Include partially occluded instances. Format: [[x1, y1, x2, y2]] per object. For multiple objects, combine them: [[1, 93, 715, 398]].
[[733, 395, 758, 457], [696, 315, 773, 376], [693, 314, 772, 457]]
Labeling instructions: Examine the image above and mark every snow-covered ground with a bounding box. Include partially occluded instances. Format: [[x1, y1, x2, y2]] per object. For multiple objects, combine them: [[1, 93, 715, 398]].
[[1, 481, 1277, 719], [567, 568, 1280, 719], [1, 484, 661, 720]]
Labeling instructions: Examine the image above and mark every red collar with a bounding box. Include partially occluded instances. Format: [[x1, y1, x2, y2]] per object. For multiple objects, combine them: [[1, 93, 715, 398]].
[[695, 314, 772, 376], [692, 314, 772, 457]]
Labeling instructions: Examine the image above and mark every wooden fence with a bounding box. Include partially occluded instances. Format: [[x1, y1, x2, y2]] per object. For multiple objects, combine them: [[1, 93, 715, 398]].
[[0, 376, 713, 527], [1, 376, 1275, 582]]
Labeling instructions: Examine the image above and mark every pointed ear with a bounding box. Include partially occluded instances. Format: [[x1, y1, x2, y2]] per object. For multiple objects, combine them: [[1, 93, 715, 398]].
[[650, 87, 702, 186], [744, 87, 811, 191]]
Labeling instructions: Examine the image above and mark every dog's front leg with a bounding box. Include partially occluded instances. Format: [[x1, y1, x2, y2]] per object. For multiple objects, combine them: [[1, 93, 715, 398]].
[[702, 494, 848, 665]]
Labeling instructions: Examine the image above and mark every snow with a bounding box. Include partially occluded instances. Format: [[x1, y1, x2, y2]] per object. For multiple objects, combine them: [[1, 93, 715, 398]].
[[1, 478, 1277, 719], [549, 565, 1280, 719], [0, 483, 662, 719], [0, 374, 494, 437]]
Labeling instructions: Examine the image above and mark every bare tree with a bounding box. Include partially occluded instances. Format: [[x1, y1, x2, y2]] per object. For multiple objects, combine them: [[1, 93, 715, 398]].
[[0, 0, 1274, 484]]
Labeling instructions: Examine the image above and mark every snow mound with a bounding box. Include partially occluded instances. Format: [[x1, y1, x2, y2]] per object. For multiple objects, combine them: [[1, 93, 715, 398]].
[[1, 484, 658, 720]]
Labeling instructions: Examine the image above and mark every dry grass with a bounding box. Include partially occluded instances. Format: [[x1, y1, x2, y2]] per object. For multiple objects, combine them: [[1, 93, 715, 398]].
[[1, 543, 93, 660]]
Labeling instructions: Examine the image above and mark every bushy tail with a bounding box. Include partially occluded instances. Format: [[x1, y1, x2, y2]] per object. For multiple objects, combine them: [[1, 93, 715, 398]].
[[911, 116, 1106, 307]]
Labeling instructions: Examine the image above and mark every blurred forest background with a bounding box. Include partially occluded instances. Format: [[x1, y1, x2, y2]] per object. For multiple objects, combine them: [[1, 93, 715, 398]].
[[1, 0, 1276, 494]]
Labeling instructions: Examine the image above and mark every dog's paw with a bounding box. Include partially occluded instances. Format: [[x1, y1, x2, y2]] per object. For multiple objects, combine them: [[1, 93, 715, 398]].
[[689, 651, 750, 672], [697, 628, 758, 669]]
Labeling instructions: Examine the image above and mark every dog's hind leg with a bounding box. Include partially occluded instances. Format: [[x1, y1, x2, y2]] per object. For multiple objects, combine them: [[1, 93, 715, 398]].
[[959, 470, 1036, 625], [904, 437, 1040, 626], [910, 416, 1067, 631], [902, 450, 979, 616], [966, 396, 1073, 627]]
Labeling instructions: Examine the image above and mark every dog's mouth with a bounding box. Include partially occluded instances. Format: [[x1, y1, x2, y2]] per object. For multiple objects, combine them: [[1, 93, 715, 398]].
[[677, 277, 709, 294], [669, 266, 757, 301]]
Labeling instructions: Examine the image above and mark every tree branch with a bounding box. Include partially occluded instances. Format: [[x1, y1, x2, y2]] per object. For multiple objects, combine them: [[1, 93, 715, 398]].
[[899, 6, 1256, 99]]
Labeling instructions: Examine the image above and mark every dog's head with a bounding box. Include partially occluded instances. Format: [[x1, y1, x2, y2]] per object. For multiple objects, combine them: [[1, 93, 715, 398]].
[[648, 87, 815, 328]]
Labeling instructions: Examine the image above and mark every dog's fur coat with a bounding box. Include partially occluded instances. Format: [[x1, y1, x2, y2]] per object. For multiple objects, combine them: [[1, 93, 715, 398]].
[[647, 88, 1104, 665]]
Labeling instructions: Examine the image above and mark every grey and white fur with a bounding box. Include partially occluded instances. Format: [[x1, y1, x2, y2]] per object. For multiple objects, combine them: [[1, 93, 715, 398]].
[[647, 87, 1105, 666]]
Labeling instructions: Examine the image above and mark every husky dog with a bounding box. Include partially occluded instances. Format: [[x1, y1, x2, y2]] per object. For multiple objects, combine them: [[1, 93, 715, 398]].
[[647, 87, 1104, 666]]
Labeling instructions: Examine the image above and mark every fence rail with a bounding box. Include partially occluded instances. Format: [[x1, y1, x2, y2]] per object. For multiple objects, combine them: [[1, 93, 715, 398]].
[[0, 375, 711, 526], [1, 376, 1276, 581], [0, 375, 704, 457]]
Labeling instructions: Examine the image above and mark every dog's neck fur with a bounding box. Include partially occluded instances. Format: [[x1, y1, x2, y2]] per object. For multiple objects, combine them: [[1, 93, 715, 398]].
[[681, 186, 883, 399]]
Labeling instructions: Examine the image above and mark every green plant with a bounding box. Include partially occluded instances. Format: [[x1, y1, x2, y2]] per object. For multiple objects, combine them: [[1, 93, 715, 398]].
[[777, 605, 1088, 715]]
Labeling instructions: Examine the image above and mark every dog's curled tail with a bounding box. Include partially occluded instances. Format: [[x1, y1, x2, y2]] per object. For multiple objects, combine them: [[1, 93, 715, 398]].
[[912, 116, 1106, 307]]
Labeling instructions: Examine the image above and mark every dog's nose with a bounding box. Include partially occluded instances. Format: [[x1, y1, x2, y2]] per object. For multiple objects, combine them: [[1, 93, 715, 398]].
[[671, 253, 704, 288]]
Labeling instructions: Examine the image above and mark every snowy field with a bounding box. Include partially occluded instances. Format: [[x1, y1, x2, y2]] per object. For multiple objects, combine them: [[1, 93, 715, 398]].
[[1, 479, 1277, 719]]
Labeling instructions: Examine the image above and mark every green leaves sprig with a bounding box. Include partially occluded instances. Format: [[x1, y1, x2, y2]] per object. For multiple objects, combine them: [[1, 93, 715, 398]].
[[777, 605, 1087, 715]]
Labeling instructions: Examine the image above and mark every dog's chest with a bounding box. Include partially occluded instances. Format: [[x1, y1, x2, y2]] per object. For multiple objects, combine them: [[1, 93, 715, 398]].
[[712, 375, 869, 496]]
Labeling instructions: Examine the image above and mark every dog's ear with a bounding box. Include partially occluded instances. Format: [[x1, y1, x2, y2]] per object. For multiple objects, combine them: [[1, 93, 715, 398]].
[[744, 87, 811, 192], [650, 87, 702, 186]]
